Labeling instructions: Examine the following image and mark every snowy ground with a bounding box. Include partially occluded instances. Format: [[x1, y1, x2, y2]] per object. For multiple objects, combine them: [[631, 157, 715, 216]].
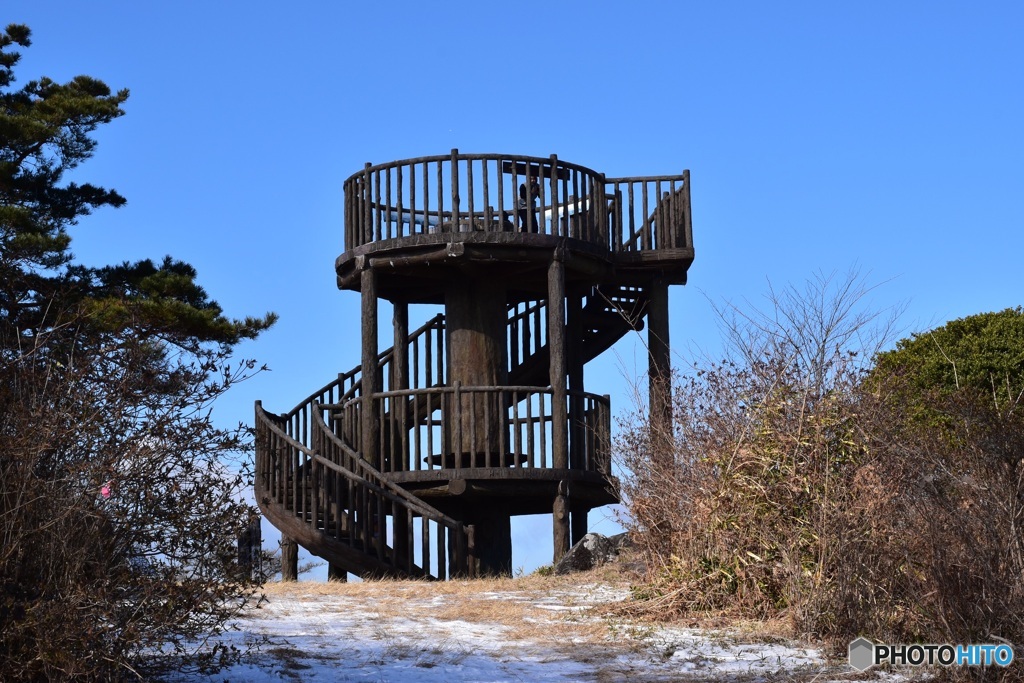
[[166, 573, 889, 682]]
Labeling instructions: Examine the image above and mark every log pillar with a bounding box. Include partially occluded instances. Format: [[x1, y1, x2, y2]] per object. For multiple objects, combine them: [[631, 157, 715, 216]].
[[571, 504, 588, 546], [280, 536, 298, 582], [548, 259, 568, 470], [392, 302, 409, 396], [567, 292, 584, 471], [361, 267, 379, 468], [548, 258, 570, 562], [648, 277, 672, 451], [445, 277, 508, 460], [327, 564, 348, 582], [389, 301, 409, 473], [467, 502, 512, 576], [391, 302, 412, 571], [444, 276, 511, 575], [553, 480, 570, 563]]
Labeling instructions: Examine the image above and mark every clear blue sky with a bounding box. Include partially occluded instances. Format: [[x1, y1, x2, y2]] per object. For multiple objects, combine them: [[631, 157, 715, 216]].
[[7, 2, 1022, 575]]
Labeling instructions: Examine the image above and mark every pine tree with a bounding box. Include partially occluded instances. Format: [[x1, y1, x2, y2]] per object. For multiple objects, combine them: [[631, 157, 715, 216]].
[[0, 24, 276, 681]]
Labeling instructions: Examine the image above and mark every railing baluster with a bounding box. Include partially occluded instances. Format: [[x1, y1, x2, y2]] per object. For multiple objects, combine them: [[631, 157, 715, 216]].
[[627, 182, 635, 250], [426, 391, 435, 468], [483, 159, 491, 227], [467, 157, 475, 231], [497, 157, 506, 229], [469, 389, 477, 468], [384, 167, 392, 240], [373, 167, 382, 242], [409, 162, 416, 236], [451, 149, 460, 229], [526, 394, 534, 468], [436, 160, 443, 230], [396, 164, 403, 240], [509, 390, 519, 467], [549, 154, 558, 237], [511, 161, 520, 232], [421, 161, 428, 235]]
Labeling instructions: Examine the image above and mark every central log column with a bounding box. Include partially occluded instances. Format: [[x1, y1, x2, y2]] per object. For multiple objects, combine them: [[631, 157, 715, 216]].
[[548, 257, 571, 563], [445, 276, 510, 575]]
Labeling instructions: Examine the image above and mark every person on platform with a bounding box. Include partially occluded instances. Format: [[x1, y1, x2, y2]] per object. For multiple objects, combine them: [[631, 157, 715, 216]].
[[517, 175, 541, 233]]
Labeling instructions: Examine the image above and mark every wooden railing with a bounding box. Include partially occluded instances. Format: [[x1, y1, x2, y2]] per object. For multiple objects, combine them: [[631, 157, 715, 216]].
[[311, 406, 472, 579], [606, 171, 692, 252], [331, 385, 611, 477], [342, 151, 690, 255], [507, 299, 546, 376], [255, 402, 473, 579], [279, 314, 446, 456]]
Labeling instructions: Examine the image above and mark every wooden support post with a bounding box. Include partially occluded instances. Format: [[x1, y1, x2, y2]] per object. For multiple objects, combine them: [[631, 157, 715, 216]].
[[445, 278, 507, 460], [393, 508, 411, 573], [361, 267, 379, 468], [567, 293, 584, 470], [571, 504, 588, 546], [393, 302, 409, 393], [648, 277, 672, 460], [280, 536, 298, 582], [469, 504, 512, 576], [237, 515, 261, 580], [553, 480, 570, 563], [548, 258, 568, 470], [466, 524, 478, 578], [392, 301, 409, 474], [327, 564, 348, 582]]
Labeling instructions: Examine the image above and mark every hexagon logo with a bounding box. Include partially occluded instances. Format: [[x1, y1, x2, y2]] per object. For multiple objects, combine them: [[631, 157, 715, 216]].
[[849, 637, 875, 671]]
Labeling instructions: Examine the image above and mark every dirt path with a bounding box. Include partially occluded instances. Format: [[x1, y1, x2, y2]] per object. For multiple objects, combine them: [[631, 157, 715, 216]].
[[172, 570, 876, 682]]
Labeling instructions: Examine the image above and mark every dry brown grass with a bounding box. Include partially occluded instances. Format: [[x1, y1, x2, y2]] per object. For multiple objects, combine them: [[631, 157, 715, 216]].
[[245, 559, 843, 682], [259, 563, 634, 648], [261, 562, 634, 603]]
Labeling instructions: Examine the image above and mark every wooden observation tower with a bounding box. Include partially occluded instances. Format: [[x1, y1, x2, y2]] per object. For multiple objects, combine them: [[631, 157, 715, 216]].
[[255, 151, 693, 578]]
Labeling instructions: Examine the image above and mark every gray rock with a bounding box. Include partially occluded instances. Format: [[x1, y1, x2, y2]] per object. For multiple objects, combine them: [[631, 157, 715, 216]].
[[553, 532, 626, 575]]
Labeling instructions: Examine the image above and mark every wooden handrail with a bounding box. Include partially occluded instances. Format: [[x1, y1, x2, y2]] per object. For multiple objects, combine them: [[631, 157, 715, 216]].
[[326, 384, 611, 476], [344, 152, 608, 248], [255, 401, 472, 579], [311, 405, 465, 528], [343, 152, 690, 256], [605, 174, 690, 252]]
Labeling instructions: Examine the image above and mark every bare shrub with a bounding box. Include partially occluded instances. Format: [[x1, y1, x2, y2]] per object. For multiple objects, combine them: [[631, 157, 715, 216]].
[[619, 271, 894, 620], [0, 318, 266, 681], [618, 270, 1024, 679]]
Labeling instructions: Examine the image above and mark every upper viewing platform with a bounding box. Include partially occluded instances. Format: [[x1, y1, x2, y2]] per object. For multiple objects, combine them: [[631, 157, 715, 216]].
[[336, 151, 693, 301]]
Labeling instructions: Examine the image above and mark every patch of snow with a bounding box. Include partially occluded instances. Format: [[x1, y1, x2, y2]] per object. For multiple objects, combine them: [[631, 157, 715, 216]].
[[164, 582, 895, 682]]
